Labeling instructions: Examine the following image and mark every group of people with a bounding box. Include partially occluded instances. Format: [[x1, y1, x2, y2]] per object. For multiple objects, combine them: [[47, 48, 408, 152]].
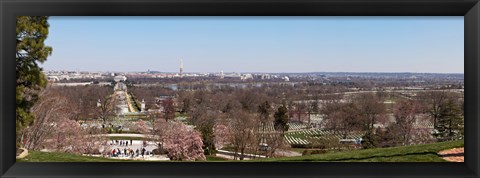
[[110, 140, 133, 146], [110, 147, 149, 158]]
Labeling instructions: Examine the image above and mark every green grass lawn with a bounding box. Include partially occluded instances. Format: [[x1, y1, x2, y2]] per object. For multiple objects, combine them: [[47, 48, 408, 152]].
[[205, 155, 230, 161], [16, 151, 136, 162], [256, 140, 463, 162], [16, 140, 463, 162], [17, 151, 230, 162]]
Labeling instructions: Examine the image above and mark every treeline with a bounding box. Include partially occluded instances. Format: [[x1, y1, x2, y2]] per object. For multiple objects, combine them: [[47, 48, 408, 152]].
[[128, 83, 463, 159]]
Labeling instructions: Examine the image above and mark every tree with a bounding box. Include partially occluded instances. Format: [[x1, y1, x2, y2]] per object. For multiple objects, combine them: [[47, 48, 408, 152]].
[[97, 96, 115, 126], [264, 132, 289, 157], [161, 98, 176, 122], [335, 103, 362, 139], [292, 102, 307, 123], [195, 110, 219, 156], [434, 99, 464, 142], [361, 129, 380, 149], [257, 101, 272, 145], [321, 100, 362, 139], [229, 109, 259, 160], [162, 121, 206, 161], [133, 119, 149, 134], [24, 88, 108, 154], [353, 93, 386, 132], [181, 97, 191, 114], [146, 110, 162, 136], [420, 90, 449, 129], [307, 100, 319, 127], [378, 125, 402, 148], [16, 16, 53, 147], [392, 99, 421, 145], [199, 123, 216, 155], [23, 88, 73, 150], [213, 123, 232, 150], [274, 105, 289, 133], [352, 93, 386, 148], [258, 101, 272, 125]]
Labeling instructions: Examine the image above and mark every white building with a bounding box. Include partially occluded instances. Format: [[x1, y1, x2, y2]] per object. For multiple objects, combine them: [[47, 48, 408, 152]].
[[114, 75, 127, 82]]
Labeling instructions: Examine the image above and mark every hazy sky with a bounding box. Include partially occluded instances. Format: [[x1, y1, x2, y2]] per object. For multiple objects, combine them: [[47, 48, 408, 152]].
[[42, 16, 464, 73]]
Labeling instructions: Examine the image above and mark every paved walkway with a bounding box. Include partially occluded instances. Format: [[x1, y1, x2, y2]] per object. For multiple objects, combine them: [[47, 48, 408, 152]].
[[275, 149, 302, 157], [104, 139, 162, 160], [215, 149, 266, 160], [108, 140, 158, 151], [88, 154, 170, 161], [438, 147, 464, 162], [91, 133, 160, 139], [102, 133, 151, 138]]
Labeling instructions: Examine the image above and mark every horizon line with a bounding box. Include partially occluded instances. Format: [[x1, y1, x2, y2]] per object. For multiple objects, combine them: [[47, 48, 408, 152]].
[[42, 70, 465, 75]]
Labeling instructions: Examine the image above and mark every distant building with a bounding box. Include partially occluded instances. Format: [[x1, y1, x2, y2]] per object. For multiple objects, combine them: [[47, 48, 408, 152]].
[[47, 76, 59, 82], [179, 59, 184, 77], [114, 75, 127, 82], [241, 74, 253, 80]]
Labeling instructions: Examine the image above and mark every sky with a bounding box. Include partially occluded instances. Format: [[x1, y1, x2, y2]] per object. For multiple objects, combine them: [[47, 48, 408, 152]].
[[42, 16, 464, 73]]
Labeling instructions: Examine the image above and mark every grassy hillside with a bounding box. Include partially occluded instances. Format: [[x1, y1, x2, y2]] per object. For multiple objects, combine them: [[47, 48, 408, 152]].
[[257, 140, 463, 162], [16, 151, 137, 162], [17, 140, 463, 162]]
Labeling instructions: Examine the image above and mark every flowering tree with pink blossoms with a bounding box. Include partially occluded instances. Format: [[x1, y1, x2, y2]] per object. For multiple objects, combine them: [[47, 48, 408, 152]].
[[213, 123, 232, 149], [133, 119, 150, 134], [161, 121, 206, 161], [24, 87, 108, 154]]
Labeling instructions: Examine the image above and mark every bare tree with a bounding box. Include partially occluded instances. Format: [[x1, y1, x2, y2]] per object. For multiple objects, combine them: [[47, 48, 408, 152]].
[[25, 87, 109, 155], [265, 132, 289, 157], [419, 90, 449, 129], [161, 98, 176, 122], [352, 93, 386, 132], [321, 99, 362, 139], [24, 88, 74, 150], [257, 101, 272, 145], [393, 99, 421, 145], [307, 100, 319, 127], [97, 96, 115, 126], [146, 110, 162, 136], [228, 109, 259, 160]]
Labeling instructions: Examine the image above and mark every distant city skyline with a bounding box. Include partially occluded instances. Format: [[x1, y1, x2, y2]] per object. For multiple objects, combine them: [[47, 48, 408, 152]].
[[42, 16, 464, 73]]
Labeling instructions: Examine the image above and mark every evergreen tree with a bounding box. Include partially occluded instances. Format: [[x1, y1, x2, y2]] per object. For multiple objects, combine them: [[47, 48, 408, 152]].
[[274, 105, 289, 133], [361, 130, 380, 149], [199, 124, 216, 155], [434, 99, 464, 142], [16, 16, 53, 147]]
